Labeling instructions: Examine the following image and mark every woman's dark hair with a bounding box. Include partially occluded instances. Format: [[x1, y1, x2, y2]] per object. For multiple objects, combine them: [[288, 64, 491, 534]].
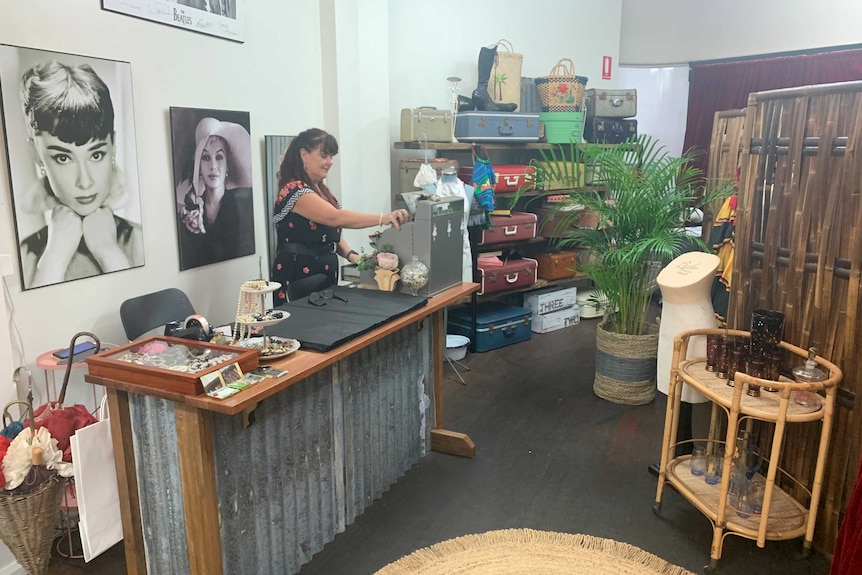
[[20, 60, 115, 146], [277, 128, 339, 207]]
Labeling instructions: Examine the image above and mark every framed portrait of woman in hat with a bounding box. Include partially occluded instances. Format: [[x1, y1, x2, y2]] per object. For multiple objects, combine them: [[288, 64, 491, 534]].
[[169, 106, 254, 271], [0, 45, 144, 290]]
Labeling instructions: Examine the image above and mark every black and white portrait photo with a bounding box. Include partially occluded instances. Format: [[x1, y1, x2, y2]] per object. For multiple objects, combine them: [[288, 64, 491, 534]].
[[101, 0, 245, 42], [0, 45, 144, 291], [170, 107, 254, 271]]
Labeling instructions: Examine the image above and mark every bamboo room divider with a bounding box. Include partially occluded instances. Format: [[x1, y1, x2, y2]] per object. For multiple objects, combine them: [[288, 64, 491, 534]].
[[731, 81, 862, 554], [703, 108, 746, 239]]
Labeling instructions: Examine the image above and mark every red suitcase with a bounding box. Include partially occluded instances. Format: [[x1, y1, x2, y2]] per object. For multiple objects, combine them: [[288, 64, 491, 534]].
[[457, 165, 536, 193], [478, 212, 538, 245], [477, 257, 538, 295]]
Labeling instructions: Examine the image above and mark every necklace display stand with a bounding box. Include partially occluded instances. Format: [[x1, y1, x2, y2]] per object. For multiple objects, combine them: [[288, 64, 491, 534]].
[[233, 280, 300, 360]]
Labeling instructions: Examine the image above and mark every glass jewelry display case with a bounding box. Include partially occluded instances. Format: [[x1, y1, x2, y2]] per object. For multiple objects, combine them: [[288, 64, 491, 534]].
[[86, 336, 259, 396]]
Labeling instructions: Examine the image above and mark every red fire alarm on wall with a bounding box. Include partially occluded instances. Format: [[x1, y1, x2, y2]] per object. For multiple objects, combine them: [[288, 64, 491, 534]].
[[602, 56, 612, 80]]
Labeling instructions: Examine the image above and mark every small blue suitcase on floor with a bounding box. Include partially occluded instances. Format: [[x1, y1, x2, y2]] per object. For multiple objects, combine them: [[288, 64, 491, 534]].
[[454, 111, 541, 143], [447, 302, 532, 352]]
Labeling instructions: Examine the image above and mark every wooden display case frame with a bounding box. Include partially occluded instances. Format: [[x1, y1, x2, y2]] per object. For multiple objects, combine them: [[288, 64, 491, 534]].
[[86, 336, 259, 396]]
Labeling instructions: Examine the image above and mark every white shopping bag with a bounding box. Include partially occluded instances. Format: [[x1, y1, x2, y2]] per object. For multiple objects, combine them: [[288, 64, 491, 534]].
[[70, 395, 123, 562]]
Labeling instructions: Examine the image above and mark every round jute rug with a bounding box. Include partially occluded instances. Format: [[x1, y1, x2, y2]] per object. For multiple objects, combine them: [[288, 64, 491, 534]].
[[375, 529, 695, 575]]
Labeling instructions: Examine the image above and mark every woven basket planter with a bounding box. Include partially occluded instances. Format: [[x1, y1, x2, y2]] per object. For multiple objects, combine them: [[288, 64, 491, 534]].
[[594, 316, 659, 405], [0, 475, 66, 575]]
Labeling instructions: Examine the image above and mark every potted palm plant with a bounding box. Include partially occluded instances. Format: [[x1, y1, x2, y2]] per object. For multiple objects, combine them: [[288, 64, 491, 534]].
[[521, 135, 735, 404]]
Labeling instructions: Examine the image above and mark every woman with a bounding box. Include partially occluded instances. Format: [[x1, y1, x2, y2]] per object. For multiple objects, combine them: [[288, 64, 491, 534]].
[[271, 128, 409, 302], [18, 60, 143, 289], [176, 117, 254, 270]]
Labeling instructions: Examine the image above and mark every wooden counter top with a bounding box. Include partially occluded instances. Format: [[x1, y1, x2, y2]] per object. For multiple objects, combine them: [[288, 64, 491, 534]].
[[87, 282, 479, 415]]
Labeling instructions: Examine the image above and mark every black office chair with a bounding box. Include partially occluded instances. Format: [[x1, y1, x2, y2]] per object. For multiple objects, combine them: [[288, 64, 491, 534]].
[[286, 274, 333, 302], [120, 288, 196, 341]]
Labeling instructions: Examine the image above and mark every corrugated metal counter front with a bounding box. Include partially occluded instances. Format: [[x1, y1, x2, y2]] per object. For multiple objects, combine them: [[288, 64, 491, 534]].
[[87, 283, 478, 575]]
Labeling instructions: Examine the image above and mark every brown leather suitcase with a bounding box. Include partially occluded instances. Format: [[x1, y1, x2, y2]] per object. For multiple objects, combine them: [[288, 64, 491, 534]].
[[536, 251, 578, 280]]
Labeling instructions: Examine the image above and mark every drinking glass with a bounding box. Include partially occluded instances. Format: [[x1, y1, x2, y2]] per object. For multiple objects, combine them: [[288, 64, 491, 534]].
[[751, 309, 785, 363], [747, 358, 767, 397], [705, 334, 723, 372], [704, 452, 723, 485], [690, 445, 707, 476]]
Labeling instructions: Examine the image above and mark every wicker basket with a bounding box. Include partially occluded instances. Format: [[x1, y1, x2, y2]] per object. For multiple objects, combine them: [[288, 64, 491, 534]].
[[0, 475, 66, 575], [534, 58, 588, 113]]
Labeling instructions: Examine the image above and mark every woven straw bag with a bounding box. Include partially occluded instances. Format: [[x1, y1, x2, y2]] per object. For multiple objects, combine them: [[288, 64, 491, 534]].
[[489, 40, 523, 110], [535, 58, 588, 113]]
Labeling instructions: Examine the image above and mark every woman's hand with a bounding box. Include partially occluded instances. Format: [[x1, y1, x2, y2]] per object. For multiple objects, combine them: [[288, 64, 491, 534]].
[[31, 205, 84, 286], [83, 207, 130, 272], [383, 209, 410, 230]]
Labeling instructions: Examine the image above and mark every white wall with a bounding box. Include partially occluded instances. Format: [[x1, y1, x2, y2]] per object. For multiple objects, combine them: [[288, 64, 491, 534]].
[[620, 0, 862, 65], [386, 0, 622, 206]]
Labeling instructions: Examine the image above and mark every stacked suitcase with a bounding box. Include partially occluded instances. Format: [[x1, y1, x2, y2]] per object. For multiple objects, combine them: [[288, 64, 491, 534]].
[[523, 286, 580, 333], [583, 89, 638, 144]]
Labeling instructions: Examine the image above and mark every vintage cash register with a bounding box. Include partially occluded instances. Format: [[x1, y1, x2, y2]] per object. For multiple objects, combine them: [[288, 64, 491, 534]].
[[379, 195, 464, 297]]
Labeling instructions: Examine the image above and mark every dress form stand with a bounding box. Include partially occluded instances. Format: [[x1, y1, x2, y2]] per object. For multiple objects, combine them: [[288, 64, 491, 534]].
[[655, 252, 720, 457]]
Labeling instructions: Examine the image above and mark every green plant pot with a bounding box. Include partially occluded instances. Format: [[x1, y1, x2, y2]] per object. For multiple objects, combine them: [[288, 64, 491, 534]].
[[593, 316, 659, 405]]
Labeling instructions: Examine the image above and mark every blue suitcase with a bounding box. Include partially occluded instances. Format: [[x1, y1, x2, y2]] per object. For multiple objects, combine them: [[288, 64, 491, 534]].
[[454, 111, 540, 143], [447, 302, 532, 352]]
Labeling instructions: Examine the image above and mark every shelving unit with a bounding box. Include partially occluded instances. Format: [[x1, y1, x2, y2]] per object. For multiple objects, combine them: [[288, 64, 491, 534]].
[[653, 328, 842, 572], [394, 140, 595, 352]]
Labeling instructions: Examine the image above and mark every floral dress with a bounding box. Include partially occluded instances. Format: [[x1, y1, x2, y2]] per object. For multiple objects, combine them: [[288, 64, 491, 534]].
[[271, 180, 341, 303]]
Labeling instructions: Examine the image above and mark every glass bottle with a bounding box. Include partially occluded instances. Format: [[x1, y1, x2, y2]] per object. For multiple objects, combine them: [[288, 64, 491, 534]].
[[401, 256, 429, 296], [792, 347, 826, 408]]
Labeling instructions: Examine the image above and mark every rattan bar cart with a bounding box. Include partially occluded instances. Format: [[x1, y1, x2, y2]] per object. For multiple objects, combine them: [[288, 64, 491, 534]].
[[652, 328, 841, 573]]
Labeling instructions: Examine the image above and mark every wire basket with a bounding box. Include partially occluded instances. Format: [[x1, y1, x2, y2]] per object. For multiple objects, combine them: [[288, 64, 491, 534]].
[[0, 474, 66, 575]]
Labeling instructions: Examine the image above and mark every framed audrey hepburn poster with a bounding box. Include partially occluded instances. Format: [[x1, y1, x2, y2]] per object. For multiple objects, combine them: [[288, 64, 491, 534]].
[[102, 0, 245, 43], [0, 45, 144, 290]]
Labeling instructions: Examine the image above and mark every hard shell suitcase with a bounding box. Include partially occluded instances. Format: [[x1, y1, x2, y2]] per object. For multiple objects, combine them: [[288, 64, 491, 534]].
[[458, 165, 536, 192], [535, 251, 578, 280], [539, 111, 584, 144], [447, 302, 532, 352], [584, 89, 637, 119], [520, 77, 541, 114], [454, 111, 540, 143], [400, 107, 453, 142], [476, 256, 538, 296], [478, 212, 538, 245], [583, 118, 637, 144]]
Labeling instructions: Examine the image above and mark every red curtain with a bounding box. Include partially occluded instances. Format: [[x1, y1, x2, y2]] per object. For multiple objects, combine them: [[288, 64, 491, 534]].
[[683, 48, 862, 173], [832, 458, 862, 575]]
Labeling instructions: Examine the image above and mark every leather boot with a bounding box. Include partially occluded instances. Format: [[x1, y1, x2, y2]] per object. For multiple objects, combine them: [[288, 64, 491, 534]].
[[472, 46, 517, 112], [457, 95, 476, 112]]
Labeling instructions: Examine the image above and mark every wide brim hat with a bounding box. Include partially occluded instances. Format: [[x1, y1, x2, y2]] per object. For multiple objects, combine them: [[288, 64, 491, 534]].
[[191, 117, 252, 197]]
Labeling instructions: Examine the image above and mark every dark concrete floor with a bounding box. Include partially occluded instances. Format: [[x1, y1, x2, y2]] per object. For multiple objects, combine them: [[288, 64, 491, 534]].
[[47, 316, 833, 574]]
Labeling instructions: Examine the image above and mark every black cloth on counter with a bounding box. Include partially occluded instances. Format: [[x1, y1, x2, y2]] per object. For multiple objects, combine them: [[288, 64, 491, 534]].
[[268, 286, 428, 352]]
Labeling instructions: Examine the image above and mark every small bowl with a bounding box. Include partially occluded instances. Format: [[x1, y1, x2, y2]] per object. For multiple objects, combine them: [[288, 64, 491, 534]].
[[376, 252, 399, 271], [445, 335, 470, 361]]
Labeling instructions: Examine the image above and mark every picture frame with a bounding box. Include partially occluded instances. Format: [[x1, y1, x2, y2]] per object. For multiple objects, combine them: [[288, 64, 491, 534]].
[[170, 106, 254, 271], [0, 44, 144, 290], [101, 0, 245, 43], [86, 336, 259, 396], [264, 135, 293, 273]]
